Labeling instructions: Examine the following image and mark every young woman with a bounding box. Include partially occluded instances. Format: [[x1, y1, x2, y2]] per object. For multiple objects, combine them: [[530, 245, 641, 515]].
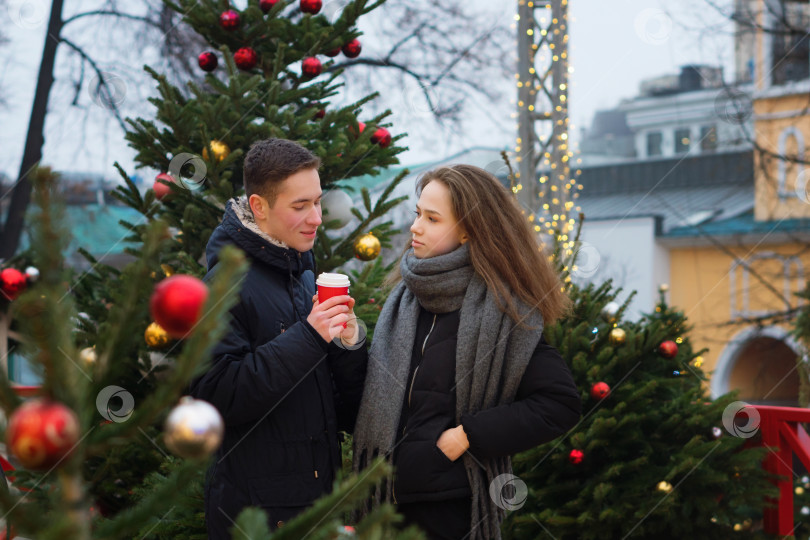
[[353, 165, 581, 540]]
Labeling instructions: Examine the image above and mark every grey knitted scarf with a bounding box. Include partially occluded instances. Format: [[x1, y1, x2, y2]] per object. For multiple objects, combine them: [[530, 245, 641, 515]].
[[353, 243, 544, 540]]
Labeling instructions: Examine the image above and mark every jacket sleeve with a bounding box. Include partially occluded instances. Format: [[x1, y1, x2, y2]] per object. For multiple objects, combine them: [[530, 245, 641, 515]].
[[460, 336, 581, 459], [188, 300, 331, 427], [326, 338, 368, 434]]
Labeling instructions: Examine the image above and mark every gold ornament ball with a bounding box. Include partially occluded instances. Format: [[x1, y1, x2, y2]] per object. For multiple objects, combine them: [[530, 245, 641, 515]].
[[79, 347, 97, 367], [656, 481, 673, 493], [354, 232, 381, 261], [659, 283, 669, 293], [145, 322, 170, 349], [164, 396, 224, 460], [202, 140, 230, 162], [608, 328, 626, 346]]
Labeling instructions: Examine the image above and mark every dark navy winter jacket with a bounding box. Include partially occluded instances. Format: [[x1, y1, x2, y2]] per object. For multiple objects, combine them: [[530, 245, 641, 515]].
[[189, 199, 367, 537]]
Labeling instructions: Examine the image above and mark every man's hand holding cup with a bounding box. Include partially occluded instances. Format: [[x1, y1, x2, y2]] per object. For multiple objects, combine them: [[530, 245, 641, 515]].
[[308, 272, 362, 346], [308, 293, 353, 343]]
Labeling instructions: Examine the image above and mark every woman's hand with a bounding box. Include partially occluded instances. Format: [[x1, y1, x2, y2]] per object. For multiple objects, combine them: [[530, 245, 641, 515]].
[[338, 305, 363, 347], [436, 425, 470, 461]]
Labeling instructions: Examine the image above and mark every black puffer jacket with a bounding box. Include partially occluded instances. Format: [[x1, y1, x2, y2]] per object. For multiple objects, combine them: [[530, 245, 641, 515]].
[[189, 198, 367, 538], [392, 306, 580, 504]]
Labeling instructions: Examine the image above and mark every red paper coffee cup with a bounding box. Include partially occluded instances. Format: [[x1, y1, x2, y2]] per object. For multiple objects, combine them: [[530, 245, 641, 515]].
[[316, 272, 350, 305], [316, 273, 350, 329]]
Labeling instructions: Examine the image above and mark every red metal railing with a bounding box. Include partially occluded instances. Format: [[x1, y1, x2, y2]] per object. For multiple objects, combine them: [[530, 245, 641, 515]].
[[9, 386, 40, 399], [752, 405, 810, 535]]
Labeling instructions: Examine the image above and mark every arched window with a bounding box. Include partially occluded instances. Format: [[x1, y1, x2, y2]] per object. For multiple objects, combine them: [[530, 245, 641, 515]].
[[730, 252, 804, 319], [711, 326, 804, 405], [777, 126, 805, 199]]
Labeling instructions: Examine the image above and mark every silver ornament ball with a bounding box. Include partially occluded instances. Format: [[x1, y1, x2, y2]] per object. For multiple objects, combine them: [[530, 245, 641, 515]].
[[164, 396, 224, 459], [24, 266, 39, 283], [601, 301, 620, 322], [321, 189, 355, 228]]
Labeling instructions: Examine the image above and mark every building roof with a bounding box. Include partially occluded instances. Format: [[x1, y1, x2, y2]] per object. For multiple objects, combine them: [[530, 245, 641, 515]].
[[575, 150, 757, 235], [577, 150, 752, 196], [665, 210, 810, 238], [339, 146, 509, 195], [20, 204, 143, 268], [574, 148, 810, 242]]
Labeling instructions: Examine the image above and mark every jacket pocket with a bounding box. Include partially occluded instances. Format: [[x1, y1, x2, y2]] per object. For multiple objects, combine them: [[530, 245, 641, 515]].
[[207, 477, 251, 537], [394, 437, 460, 497], [434, 441, 456, 464]]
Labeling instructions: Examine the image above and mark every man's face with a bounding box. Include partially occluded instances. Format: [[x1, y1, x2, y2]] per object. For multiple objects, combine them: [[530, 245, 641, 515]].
[[256, 168, 323, 253]]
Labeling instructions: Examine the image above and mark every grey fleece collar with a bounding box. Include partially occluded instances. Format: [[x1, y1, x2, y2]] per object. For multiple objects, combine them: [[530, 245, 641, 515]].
[[230, 195, 290, 250]]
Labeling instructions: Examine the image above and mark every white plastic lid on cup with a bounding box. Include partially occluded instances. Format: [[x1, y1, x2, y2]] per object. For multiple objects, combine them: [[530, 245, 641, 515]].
[[316, 272, 350, 287]]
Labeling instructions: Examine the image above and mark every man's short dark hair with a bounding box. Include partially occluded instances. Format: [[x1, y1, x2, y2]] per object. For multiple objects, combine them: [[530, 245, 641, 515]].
[[243, 138, 321, 206]]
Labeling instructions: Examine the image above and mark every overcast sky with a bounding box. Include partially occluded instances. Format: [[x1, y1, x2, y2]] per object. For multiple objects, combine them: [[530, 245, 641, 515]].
[[0, 0, 734, 181]]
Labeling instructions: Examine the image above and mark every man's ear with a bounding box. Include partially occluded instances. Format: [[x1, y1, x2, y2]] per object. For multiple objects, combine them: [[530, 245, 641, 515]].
[[249, 194, 268, 221]]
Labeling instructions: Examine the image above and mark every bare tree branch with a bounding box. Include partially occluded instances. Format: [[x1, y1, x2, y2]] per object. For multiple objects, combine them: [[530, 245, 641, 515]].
[[63, 9, 160, 28], [59, 37, 127, 132], [327, 0, 512, 127]]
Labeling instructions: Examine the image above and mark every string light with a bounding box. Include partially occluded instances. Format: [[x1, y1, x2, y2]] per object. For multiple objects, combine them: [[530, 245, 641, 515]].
[[514, 0, 581, 251]]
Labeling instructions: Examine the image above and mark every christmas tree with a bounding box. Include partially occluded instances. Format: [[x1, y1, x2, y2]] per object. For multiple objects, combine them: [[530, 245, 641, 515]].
[[0, 169, 422, 539], [501, 281, 778, 539], [0, 0, 421, 537], [90, 0, 410, 533]]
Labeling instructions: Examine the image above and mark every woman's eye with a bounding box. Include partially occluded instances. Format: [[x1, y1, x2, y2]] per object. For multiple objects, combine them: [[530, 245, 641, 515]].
[[414, 210, 435, 222]]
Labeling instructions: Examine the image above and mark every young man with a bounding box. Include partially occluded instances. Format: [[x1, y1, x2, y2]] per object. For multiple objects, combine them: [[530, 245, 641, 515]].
[[190, 138, 368, 538]]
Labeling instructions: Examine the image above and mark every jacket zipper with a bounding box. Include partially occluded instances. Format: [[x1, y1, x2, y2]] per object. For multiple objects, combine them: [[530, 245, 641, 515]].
[[408, 314, 437, 408], [395, 313, 438, 505]]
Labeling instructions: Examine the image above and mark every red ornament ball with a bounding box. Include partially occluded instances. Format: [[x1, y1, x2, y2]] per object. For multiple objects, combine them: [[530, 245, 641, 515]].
[[150, 275, 209, 338], [352, 121, 366, 137], [198, 51, 218, 72], [658, 340, 679, 359], [219, 9, 240, 30], [301, 56, 322, 78], [342, 39, 362, 58], [300, 0, 322, 14], [234, 47, 258, 70], [371, 127, 392, 148], [7, 399, 80, 470], [325, 47, 341, 57], [309, 102, 326, 119], [1, 268, 27, 301], [153, 173, 174, 200], [568, 449, 584, 465], [260, 0, 279, 13], [590, 381, 610, 400]]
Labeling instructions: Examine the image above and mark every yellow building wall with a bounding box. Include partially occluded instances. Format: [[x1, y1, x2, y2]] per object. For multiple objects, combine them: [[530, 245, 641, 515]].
[[669, 243, 808, 389], [753, 93, 810, 221], [751, 0, 810, 221]]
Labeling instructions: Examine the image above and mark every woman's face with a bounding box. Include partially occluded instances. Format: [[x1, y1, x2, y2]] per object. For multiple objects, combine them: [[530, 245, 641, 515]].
[[409, 180, 467, 259]]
